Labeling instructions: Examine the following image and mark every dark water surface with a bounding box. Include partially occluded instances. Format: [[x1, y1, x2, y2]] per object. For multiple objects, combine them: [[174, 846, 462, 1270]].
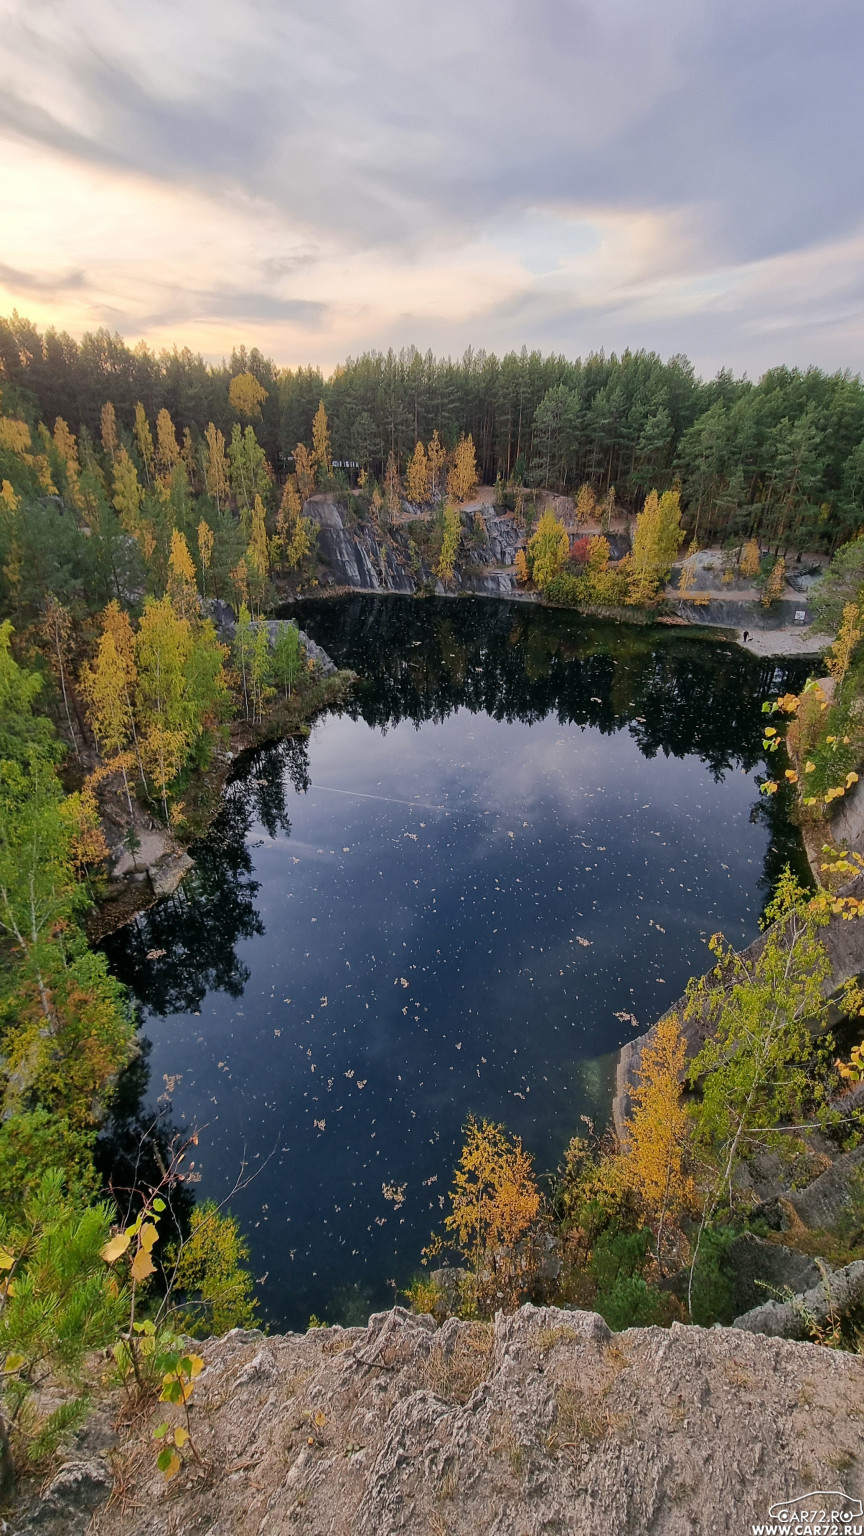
[[102, 597, 808, 1329]]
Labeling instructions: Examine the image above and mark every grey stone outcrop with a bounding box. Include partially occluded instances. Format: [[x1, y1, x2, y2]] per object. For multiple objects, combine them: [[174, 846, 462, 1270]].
[[13, 1304, 864, 1534], [110, 829, 193, 900], [782, 1144, 864, 1234], [733, 1258, 864, 1339], [723, 1233, 827, 1318], [303, 494, 525, 598]]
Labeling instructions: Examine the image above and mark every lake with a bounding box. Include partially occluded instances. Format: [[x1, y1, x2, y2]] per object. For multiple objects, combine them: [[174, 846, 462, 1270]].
[[102, 596, 809, 1330]]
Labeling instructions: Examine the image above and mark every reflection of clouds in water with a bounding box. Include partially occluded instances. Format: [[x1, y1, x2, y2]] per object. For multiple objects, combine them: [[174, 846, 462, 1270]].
[[103, 602, 812, 1333]]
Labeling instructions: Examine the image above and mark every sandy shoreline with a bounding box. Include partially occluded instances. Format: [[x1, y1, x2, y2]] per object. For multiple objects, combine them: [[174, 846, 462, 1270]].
[[734, 627, 833, 658]]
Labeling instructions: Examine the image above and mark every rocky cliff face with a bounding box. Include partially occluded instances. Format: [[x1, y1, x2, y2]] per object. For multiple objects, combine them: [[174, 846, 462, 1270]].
[[304, 494, 526, 598], [613, 870, 864, 1141], [12, 1305, 864, 1536]]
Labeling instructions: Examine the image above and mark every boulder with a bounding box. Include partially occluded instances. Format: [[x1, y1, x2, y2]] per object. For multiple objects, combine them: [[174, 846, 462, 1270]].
[[725, 1233, 826, 1317], [782, 1144, 864, 1234]]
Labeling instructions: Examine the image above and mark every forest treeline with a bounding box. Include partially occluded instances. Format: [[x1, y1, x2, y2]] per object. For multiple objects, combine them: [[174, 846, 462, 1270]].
[[3, 311, 864, 550]]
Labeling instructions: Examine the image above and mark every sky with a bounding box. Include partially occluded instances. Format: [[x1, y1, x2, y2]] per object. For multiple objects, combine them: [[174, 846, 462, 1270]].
[[1, 0, 862, 378]]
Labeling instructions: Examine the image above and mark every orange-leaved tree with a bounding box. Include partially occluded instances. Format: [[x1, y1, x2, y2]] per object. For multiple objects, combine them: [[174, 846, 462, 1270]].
[[623, 1012, 693, 1273], [447, 434, 477, 503], [428, 1115, 542, 1314]]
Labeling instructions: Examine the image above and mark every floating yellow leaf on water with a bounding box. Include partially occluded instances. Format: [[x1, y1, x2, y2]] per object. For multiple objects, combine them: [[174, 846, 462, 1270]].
[[100, 1230, 131, 1264], [130, 1248, 156, 1282]]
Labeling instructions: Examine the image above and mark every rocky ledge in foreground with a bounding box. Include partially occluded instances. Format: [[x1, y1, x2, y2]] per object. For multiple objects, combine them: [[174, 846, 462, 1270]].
[[11, 1305, 864, 1536]]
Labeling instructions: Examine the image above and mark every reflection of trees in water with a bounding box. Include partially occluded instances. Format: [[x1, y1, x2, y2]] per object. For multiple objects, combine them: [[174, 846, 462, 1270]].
[[105, 598, 810, 1020], [291, 594, 811, 885], [292, 595, 807, 776], [94, 1039, 195, 1245], [102, 736, 311, 1016]]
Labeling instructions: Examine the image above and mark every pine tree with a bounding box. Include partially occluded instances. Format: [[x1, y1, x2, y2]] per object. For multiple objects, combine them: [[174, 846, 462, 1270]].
[[311, 401, 331, 483]]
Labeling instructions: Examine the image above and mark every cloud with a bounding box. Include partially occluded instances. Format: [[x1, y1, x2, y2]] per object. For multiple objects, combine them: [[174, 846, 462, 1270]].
[[1, 0, 863, 372], [0, 261, 86, 296]]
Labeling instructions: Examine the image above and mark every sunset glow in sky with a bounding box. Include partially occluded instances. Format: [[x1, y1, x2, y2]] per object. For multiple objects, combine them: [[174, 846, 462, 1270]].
[[1, 0, 862, 374]]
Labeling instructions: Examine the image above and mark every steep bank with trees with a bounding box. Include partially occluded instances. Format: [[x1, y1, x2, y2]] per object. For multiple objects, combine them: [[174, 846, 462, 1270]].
[[0, 361, 351, 1498], [403, 540, 864, 1343]]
